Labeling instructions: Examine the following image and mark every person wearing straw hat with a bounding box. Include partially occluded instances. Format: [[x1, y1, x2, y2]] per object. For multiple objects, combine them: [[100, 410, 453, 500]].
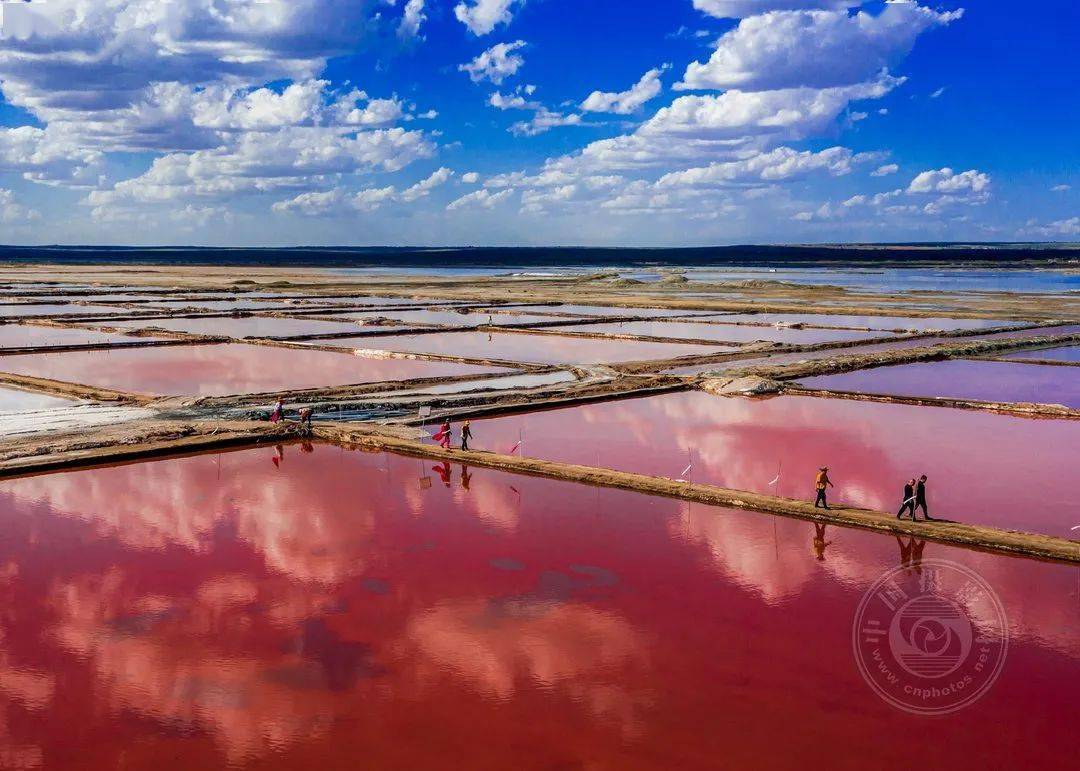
[[814, 466, 833, 509]]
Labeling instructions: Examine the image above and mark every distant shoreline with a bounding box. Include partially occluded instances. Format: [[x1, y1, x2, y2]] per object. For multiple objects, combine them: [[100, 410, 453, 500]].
[[0, 243, 1077, 269]]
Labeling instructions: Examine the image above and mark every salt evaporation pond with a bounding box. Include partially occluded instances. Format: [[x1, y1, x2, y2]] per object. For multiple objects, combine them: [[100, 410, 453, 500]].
[[339, 309, 580, 327], [997, 346, 1080, 363], [110, 314, 367, 338], [0, 324, 159, 349], [466, 391, 1078, 536], [0, 444, 1073, 768], [800, 359, 1079, 408], [665, 324, 1080, 375], [0, 303, 132, 317], [0, 386, 75, 412], [529, 304, 727, 318], [332, 331, 726, 364], [553, 320, 892, 345], [0, 344, 510, 396], [711, 313, 1018, 332], [144, 299, 299, 311]]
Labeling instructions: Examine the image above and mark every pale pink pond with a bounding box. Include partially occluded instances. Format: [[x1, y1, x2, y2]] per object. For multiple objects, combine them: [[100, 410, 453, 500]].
[[998, 346, 1080, 363], [111, 315, 365, 338], [465, 391, 1078, 536], [528, 304, 727, 318], [554, 320, 892, 345], [713, 313, 1019, 331], [329, 331, 725, 364], [0, 344, 509, 396], [800, 359, 1079, 408], [337, 309, 583, 327], [0, 324, 158, 349], [0, 304, 132, 317], [666, 324, 1080, 375], [145, 299, 297, 311]]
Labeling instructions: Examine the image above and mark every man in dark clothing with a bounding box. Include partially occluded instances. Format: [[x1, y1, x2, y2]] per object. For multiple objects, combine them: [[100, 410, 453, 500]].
[[461, 420, 473, 451], [814, 466, 833, 509], [897, 478, 917, 519], [914, 475, 932, 521]]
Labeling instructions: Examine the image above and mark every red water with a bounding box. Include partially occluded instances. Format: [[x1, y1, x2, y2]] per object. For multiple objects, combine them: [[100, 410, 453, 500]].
[[467, 391, 1079, 536], [712, 313, 1018, 331], [554, 320, 892, 345], [110, 315, 366, 338], [800, 359, 1080, 409], [330, 331, 725, 364], [0, 324, 157, 349], [0, 445, 1073, 769], [0, 386, 74, 412], [0, 344, 509, 396], [999, 346, 1080, 363]]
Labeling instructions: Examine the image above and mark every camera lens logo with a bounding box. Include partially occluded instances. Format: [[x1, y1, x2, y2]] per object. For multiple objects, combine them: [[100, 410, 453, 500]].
[[853, 560, 1007, 715]]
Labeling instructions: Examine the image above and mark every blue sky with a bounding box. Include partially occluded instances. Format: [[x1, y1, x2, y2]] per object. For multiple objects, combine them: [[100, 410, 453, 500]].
[[0, 0, 1076, 246]]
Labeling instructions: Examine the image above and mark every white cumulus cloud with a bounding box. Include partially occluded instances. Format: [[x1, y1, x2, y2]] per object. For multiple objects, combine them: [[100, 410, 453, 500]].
[[454, 0, 524, 36], [581, 67, 667, 115], [460, 41, 527, 85], [680, 4, 962, 92]]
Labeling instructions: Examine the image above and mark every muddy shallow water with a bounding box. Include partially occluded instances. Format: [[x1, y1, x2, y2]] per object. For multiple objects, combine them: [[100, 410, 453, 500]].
[[800, 359, 1080, 408], [0, 444, 1073, 770], [0, 344, 510, 396], [465, 391, 1078, 536], [332, 331, 726, 365]]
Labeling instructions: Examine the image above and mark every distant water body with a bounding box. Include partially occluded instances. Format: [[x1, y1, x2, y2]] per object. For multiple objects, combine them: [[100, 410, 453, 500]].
[[1, 244, 1076, 293]]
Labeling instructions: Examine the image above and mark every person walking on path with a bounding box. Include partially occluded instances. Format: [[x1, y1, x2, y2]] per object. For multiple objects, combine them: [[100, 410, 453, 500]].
[[814, 466, 833, 509], [897, 478, 917, 520], [914, 475, 933, 521], [433, 420, 453, 450], [461, 420, 473, 451]]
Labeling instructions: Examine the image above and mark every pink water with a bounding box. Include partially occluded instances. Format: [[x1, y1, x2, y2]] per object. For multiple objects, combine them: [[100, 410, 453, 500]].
[[800, 359, 1080, 408], [554, 320, 893, 345], [110, 315, 366, 338], [0, 444, 1073, 769], [0, 344, 510, 396], [466, 391, 1079, 536], [712, 313, 1019, 331], [999, 346, 1080, 363], [666, 324, 1080, 375], [0, 324, 157, 349], [330, 331, 726, 364], [338, 309, 581, 326], [0, 304, 132, 317], [528, 305, 728, 318]]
